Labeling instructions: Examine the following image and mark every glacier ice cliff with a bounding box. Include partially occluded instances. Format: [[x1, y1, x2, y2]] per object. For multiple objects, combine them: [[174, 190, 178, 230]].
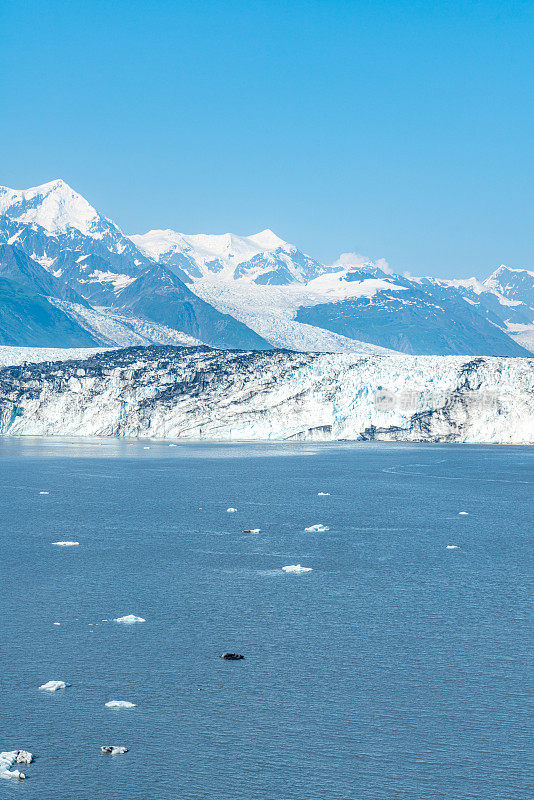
[[0, 345, 532, 444]]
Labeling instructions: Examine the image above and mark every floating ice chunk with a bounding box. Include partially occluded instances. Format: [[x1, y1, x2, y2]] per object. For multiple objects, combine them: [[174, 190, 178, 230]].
[[0, 750, 33, 781], [282, 564, 313, 573], [243, 529, 260, 534], [446, 545, 459, 549], [226, 507, 237, 513], [14, 751, 32, 765], [101, 746, 128, 755], [143, 446, 150, 449], [459, 511, 468, 515], [39, 680, 70, 691], [39, 491, 49, 495], [53, 622, 60, 626], [105, 700, 136, 708], [304, 524, 330, 532], [113, 615, 146, 624], [52, 541, 79, 546], [317, 492, 330, 496], [168, 444, 177, 447]]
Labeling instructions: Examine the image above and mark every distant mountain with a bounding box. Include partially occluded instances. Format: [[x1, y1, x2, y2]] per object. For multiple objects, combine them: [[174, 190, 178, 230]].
[[130, 228, 323, 285], [0, 243, 88, 305], [0, 179, 532, 355], [114, 264, 273, 350], [0, 277, 100, 347], [294, 267, 529, 356], [131, 223, 532, 356], [0, 181, 273, 350]]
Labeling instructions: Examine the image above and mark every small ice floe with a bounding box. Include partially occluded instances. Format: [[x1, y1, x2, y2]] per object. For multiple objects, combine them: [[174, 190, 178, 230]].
[[101, 746, 128, 755], [168, 444, 177, 447], [304, 524, 330, 532], [105, 700, 136, 709], [113, 615, 146, 624], [282, 564, 313, 573], [446, 545, 459, 549], [53, 622, 61, 626], [143, 446, 150, 450], [226, 507, 237, 513], [52, 541, 79, 547], [0, 750, 33, 781], [39, 491, 49, 495], [459, 511, 469, 515], [317, 492, 330, 496], [243, 529, 260, 534], [39, 680, 70, 692]]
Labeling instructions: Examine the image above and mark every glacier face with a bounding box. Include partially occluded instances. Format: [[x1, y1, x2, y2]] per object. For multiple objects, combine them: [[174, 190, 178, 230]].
[[0, 346, 532, 444]]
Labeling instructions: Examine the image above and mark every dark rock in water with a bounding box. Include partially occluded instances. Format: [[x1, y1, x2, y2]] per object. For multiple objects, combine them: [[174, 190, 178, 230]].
[[221, 652, 244, 660]]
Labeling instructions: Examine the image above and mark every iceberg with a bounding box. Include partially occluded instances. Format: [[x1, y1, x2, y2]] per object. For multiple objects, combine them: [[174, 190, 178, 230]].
[[446, 545, 459, 549], [282, 564, 313, 573], [101, 746, 128, 755], [317, 492, 330, 496], [0, 750, 33, 781], [113, 615, 146, 624], [39, 680, 70, 691], [52, 541, 79, 546], [243, 528, 260, 534], [304, 524, 330, 532], [459, 511, 469, 515], [105, 700, 136, 708], [226, 507, 237, 513], [39, 491, 49, 495]]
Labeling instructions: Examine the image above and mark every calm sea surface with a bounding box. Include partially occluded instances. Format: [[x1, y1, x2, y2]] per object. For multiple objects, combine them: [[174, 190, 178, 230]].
[[0, 438, 532, 800]]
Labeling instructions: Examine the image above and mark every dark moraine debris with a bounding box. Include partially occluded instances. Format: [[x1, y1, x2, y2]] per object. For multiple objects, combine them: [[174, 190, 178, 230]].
[[221, 652, 244, 660]]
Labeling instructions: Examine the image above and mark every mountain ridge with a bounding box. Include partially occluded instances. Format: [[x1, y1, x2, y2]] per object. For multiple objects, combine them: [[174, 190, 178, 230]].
[[0, 179, 532, 355]]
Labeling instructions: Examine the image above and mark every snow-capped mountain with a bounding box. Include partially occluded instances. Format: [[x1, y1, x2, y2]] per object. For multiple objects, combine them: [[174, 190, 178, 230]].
[[0, 346, 532, 443], [441, 266, 534, 352], [0, 179, 532, 355], [0, 181, 272, 350], [131, 222, 532, 355], [130, 228, 323, 285]]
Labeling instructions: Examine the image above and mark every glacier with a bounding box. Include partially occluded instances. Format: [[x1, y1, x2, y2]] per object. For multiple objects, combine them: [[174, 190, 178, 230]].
[[0, 345, 531, 444]]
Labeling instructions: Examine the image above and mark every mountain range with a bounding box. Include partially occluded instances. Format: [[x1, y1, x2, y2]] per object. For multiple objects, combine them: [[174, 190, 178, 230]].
[[0, 179, 532, 356]]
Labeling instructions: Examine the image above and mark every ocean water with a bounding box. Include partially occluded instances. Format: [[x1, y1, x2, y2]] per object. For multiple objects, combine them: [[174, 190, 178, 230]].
[[0, 438, 532, 800]]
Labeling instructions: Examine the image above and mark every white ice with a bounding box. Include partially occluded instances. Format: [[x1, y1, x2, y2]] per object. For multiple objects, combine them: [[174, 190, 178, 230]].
[[105, 700, 136, 708], [39, 680, 70, 691], [304, 524, 330, 532], [317, 492, 330, 496], [459, 512, 469, 515], [101, 746, 128, 755], [113, 615, 146, 624], [39, 491, 49, 495], [52, 541, 79, 546], [282, 564, 313, 573], [227, 507, 237, 513], [446, 545, 459, 549], [0, 751, 33, 781]]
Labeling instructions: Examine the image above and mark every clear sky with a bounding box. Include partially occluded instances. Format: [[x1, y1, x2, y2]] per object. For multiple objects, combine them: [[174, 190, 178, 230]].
[[1, 0, 532, 277]]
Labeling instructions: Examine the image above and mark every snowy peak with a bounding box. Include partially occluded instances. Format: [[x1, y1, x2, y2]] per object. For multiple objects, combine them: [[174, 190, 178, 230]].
[[131, 227, 291, 264], [0, 179, 105, 236], [130, 227, 322, 285]]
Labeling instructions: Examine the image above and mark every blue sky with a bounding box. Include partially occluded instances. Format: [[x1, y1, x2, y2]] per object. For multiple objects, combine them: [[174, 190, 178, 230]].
[[1, 0, 532, 277]]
